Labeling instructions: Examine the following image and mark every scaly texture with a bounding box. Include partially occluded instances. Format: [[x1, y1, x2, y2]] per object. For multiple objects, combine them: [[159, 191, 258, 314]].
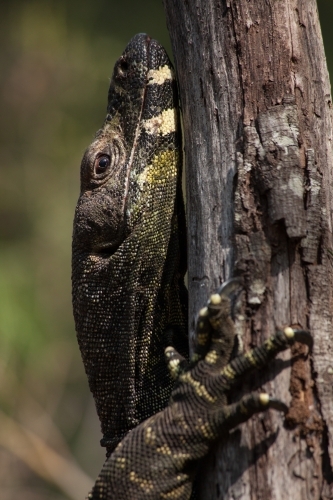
[[72, 35, 312, 499], [88, 280, 312, 499], [72, 34, 188, 455]]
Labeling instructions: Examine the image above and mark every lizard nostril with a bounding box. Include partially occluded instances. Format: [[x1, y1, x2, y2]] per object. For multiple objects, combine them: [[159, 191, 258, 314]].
[[117, 57, 129, 77]]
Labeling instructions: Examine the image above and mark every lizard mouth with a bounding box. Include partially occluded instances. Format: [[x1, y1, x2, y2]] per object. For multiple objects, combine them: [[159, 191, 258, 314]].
[[91, 225, 127, 257], [92, 241, 122, 259], [92, 242, 121, 256]]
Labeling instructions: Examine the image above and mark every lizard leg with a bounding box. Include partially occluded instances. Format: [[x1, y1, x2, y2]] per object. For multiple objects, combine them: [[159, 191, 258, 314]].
[[215, 327, 312, 391], [90, 279, 313, 500]]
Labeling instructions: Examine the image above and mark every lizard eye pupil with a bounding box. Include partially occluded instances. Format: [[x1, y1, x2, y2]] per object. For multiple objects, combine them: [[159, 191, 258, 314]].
[[95, 155, 110, 174]]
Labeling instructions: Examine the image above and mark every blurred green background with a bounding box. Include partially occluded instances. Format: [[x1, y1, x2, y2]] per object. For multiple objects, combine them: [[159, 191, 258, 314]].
[[0, 1, 332, 498]]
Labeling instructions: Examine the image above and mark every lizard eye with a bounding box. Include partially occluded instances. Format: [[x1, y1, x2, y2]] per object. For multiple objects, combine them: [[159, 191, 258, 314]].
[[94, 154, 111, 175]]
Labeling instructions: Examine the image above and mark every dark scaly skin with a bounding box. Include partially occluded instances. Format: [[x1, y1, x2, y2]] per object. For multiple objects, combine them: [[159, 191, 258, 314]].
[[72, 35, 313, 499], [72, 34, 188, 455], [88, 280, 312, 499]]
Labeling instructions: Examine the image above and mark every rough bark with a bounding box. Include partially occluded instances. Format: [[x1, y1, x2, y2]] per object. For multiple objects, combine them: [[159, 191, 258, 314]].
[[163, 0, 333, 498]]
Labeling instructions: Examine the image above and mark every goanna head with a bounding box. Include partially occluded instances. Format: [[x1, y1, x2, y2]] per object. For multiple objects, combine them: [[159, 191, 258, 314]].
[[74, 33, 181, 255]]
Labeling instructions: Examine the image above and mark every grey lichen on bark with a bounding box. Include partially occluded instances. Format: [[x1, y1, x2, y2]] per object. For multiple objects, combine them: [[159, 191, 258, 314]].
[[163, 0, 333, 498]]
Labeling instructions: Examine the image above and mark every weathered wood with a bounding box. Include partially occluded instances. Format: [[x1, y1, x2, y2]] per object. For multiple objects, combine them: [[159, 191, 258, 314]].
[[163, 0, 333, 498]]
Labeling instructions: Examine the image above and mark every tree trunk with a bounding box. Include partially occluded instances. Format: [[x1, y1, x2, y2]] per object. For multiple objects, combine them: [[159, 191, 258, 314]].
[[163, 0, 333, 498]]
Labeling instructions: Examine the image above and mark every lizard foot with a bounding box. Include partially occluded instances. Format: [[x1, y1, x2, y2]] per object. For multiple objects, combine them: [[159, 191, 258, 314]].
[[89, 280, 312, 500], [165, 278, 312, 430]]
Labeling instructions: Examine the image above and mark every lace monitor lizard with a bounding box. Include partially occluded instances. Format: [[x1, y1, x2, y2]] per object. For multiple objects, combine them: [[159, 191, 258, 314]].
[[72, 33, 312, 499]]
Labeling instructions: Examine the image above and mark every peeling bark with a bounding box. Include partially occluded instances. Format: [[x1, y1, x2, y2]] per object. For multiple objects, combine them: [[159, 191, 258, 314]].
[[163, 0, 333, 498]]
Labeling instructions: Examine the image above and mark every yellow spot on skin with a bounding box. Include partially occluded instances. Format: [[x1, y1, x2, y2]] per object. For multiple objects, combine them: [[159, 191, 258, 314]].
[[157, 444, 172, 455], [147, 65, 174, 85], [168, 358, 180, 379], [205, 350, 218, 365], [197, 332, 209, 345], [180, 372, 216, 403], [244, 351, 257, 366], [145, 426, 156, 446], [172, 452, 191, 469], [138, 150, 178, 186], [191, 353, 200, 362], [143, 108, 177, 135], [115, 457, 126, 469], [259, 393, 270, 406], [221, 365, 236, 379], [169, 359, 180, 369], [197, 419, 216, 439], [210, 293, 222, 305], [161, 483, 187, 499], [284, 327, 295, 339], [264, 338, 275, 351], [129, 471, 154, 493]]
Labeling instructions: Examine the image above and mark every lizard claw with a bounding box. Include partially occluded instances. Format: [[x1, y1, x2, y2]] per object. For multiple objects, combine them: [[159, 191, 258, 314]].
[[261, 394, 289, 414], [282, 327, 313, 349], [216, 277, 243, 299]]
